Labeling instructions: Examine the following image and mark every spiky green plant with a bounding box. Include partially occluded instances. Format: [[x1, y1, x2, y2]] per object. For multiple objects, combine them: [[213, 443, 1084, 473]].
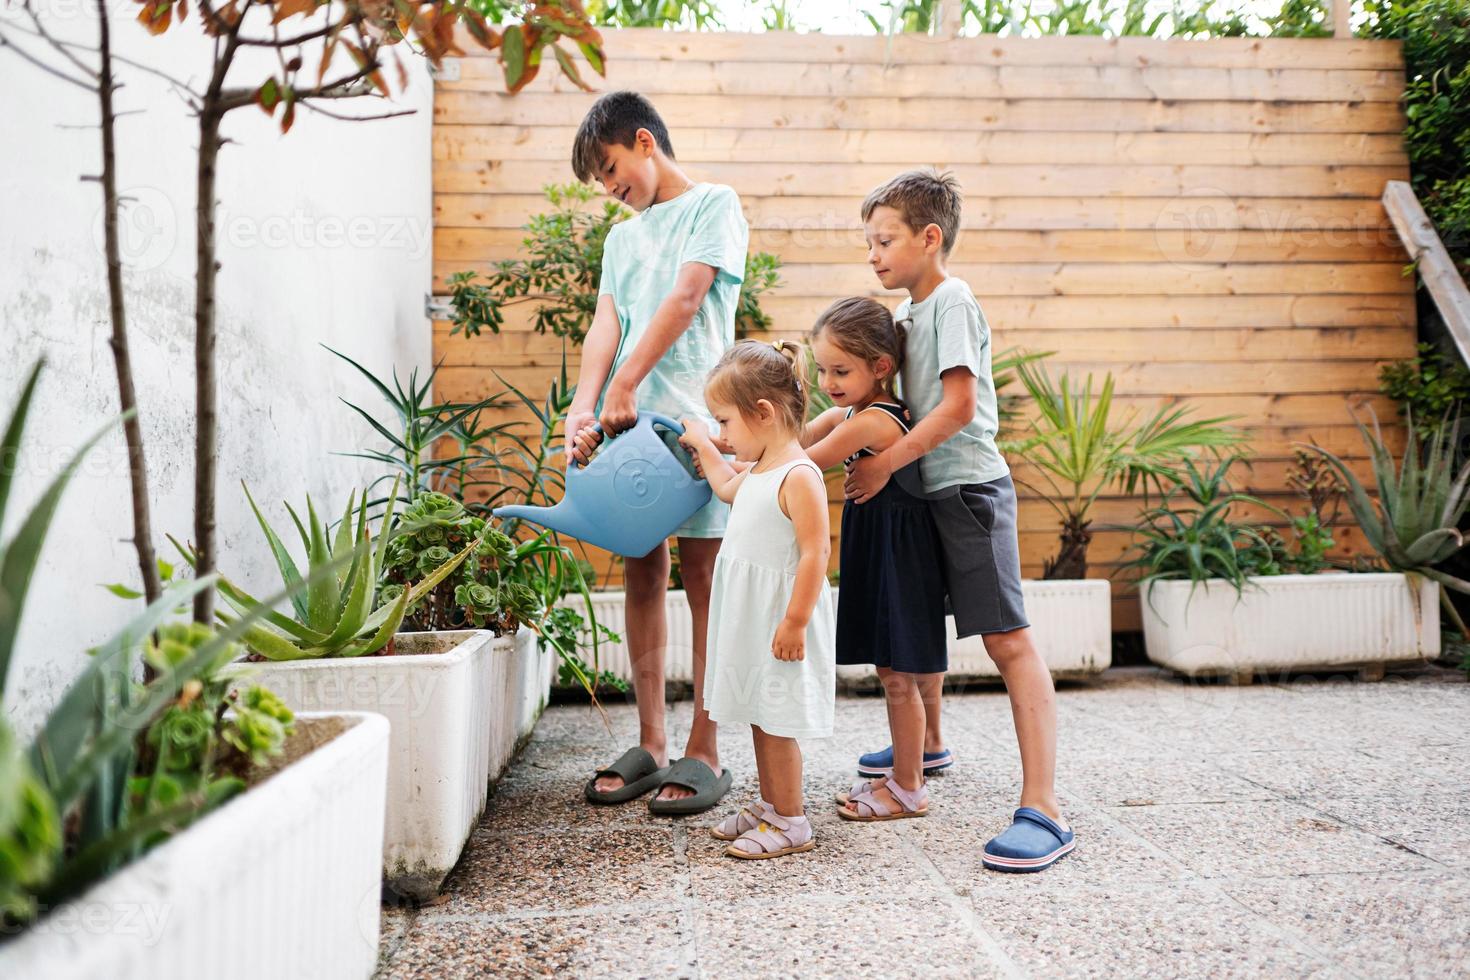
[[189, 478, 472, 661], [1119, 456, 1287, 616], [1002, 359, 1246, 579], [1303, 407, 1470, 636]]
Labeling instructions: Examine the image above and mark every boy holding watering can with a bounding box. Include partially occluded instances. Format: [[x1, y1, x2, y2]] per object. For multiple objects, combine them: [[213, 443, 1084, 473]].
[[567, 90, 748, 815]]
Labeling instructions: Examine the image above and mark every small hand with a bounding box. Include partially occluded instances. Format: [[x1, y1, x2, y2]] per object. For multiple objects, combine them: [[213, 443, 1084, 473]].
[[772, 618, 806, 662], [844, 454, 892, 504], [599, 378, 638, 437], [565, 409, 599, 466], [678, 417, 711, 478]]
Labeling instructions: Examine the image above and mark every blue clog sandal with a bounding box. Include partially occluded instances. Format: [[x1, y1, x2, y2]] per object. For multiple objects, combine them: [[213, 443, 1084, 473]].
[[856, 745, 954, 778], [982, 807, 1076, 873]]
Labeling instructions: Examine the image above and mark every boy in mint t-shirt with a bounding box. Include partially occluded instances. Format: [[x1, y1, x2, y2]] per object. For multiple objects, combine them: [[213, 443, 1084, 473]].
[[567, 91, 746, 815]]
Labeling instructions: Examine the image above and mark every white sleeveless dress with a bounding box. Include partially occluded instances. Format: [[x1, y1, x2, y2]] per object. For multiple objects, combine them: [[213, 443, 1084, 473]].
[[703, 457, 837, 739]]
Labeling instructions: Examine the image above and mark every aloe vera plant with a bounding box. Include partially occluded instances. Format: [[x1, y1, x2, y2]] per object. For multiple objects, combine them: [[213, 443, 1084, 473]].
[[1304, 407, 1470, 635], [189, 478, 472, 661]]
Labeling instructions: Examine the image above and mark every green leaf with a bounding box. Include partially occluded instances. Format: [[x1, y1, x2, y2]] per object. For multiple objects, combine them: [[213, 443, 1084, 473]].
[[242, 482, 309, 623], [102, 583, 144, 600], [503, 24, 525, 89]]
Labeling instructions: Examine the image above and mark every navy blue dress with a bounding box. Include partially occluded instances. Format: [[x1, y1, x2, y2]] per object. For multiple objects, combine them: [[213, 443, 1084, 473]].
[[836, 402, 949, 673]]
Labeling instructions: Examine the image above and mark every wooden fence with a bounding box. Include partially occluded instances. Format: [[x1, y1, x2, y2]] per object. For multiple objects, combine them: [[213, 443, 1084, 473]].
[[430, 29, 1415, 630]]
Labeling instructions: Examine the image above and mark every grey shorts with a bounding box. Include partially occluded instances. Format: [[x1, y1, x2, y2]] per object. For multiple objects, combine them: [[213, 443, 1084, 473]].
[[924, 474, 1030, 638]]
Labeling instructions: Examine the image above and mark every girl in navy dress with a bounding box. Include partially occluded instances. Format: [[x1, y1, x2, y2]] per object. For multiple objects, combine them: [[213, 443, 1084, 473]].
[[802, 297, 948, 822]]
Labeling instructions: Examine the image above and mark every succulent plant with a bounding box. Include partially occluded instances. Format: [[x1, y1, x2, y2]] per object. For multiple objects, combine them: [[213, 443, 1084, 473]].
[[1304, 407, 1470, 634]]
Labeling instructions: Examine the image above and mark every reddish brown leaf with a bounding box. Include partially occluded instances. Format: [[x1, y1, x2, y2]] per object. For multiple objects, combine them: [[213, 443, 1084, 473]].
[[281, 90, 296, 133], [551, 42, 593, 92], [462, 10, 500, 52], [136, 0, 172, 35], [270, 0, 313, 24]]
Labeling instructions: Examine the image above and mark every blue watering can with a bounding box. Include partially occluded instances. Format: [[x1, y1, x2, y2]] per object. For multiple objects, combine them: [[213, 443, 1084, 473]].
[[494, 411, 712, 557]]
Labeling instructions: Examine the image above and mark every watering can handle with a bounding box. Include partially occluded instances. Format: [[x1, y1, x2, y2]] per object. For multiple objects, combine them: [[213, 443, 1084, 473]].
[[568, 411, 687, 470]]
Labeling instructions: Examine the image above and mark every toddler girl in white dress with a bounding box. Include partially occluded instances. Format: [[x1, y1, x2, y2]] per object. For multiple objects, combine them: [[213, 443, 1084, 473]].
[[679, 340, 836, 859]]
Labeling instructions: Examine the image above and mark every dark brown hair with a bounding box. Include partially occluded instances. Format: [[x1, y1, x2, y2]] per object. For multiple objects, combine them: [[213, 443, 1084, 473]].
[[571, 91, 675, 183], [705, 340, 808, 438], [860, 168, 963, 256], [810, 297, 906, 402]]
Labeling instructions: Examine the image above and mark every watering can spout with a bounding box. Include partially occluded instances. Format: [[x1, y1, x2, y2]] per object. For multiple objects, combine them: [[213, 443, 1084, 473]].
[[493, 503, 559, 524]]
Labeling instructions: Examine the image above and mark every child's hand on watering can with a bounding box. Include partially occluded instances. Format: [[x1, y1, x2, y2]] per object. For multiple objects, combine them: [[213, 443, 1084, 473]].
[[678, 417, 711, 477]]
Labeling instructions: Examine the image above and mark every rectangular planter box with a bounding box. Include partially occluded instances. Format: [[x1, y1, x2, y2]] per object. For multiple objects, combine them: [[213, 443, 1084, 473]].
[[1141, 572, 1440, 679], [223, 629, 536, 901], [0, 712, 389, 980], [562, 581, 1111, 686]]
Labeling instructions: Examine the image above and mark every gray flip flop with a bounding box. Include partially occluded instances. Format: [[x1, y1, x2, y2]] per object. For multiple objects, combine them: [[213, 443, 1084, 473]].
[[585, 747, 669, 805], [647, 757, 734, 816]]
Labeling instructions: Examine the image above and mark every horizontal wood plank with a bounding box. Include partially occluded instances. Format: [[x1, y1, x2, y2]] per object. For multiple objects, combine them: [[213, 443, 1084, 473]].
[[433, 92, 1406, 135], [434, 160, 1409, 200], [452, 28, 1405, 70], [448, 57, 1405, 103]]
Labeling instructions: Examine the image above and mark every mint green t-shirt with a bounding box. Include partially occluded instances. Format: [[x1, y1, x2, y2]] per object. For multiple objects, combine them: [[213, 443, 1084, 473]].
[[596, 183, 749, 424], [896, 276, 1010, 492]]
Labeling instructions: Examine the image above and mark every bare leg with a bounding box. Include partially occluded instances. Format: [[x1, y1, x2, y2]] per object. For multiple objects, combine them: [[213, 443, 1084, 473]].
[[845, 668, 928, 814], [982, 626, 1067, 828], [654, 536, 722, 802], [751, 726, 804, 817], [919, 672, 946, 755], [593, 542, 670, 794]]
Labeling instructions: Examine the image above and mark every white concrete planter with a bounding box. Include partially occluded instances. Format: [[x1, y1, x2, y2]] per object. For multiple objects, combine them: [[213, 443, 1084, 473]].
[[563, 581, 1111, 685], [0, 712, 389, 980], [511, 626, 555, 745], [223, 629, 530, 901], [1141, 572, 1440, 680]]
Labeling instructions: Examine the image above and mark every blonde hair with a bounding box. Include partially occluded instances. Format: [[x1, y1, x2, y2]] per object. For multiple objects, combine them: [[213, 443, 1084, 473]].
[[810, 297, 906, 402], [861, 168, 963, 257], [705, 339, 808, 437]]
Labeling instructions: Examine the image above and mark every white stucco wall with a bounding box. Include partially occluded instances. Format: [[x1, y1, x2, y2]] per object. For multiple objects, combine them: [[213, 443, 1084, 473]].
[[0, 4, 435, 736]]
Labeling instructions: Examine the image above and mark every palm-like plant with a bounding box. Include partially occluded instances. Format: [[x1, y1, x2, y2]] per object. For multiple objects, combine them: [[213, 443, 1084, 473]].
[[1118, 456, 1286, 614], [1304, 407, 1470, 636], [1003, 359, 1245, 579]]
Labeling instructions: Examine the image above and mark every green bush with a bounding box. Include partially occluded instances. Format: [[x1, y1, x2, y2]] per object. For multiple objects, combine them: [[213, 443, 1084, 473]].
[[1365, 0, 1470, 276]]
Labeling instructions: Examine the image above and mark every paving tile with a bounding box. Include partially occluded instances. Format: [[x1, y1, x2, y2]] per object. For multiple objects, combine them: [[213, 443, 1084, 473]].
[[1110, 799, 1433, 878], [972, 880, 1337, 978], [427, 828, 680, 916], [693, 897, 1005, 979], [379, 908, 692, 979], [1059, 755, 1277, 807], [1220, 870, 1470, 978], [1313, 793, 1470, 870]]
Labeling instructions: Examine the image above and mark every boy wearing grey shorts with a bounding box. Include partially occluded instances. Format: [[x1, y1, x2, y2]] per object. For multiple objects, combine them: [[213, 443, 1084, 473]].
[[845, 169, 1075, 873]]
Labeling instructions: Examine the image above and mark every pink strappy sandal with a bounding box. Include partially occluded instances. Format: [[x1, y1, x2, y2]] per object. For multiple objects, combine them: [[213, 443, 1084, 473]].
[[834, 777, 880, 807], [725, 810, 815, 860], [839, 777, 929, 822], [710, 798, 773, 842]]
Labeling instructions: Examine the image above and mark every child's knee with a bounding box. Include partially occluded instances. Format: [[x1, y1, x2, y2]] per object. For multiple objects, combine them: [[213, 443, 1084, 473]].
[[981, 628, 1032, 668]]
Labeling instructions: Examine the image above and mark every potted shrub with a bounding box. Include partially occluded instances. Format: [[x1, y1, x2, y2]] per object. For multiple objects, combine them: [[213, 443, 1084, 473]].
[[0, 366, 388, 976], [992, 360, 1245, 679], [1126, 451, 1440, 683], [205, 481, 560, 901]]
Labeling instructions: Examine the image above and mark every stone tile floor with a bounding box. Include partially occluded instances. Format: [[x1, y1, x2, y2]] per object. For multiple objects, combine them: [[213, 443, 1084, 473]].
[[374, 666, 1469, 978]]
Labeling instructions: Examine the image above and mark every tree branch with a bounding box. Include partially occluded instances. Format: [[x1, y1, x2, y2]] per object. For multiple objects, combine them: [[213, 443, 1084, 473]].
[[20, 0, 97, 81], [299, 100, 417, 123], [0, 31, 94, 90]]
